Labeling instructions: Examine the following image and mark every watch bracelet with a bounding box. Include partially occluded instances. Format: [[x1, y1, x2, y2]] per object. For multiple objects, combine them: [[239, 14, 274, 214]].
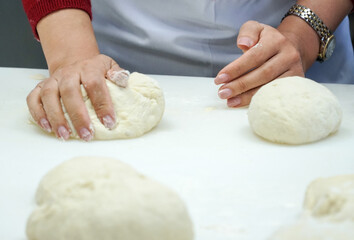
[[282, 4, 333, 43]]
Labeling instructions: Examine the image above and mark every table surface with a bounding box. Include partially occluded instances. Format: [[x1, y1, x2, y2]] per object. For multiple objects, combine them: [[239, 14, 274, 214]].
[[1, 67, 354, 240]]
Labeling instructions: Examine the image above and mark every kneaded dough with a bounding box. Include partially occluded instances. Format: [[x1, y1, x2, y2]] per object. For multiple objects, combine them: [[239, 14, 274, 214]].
[[27, 157, 194, 240], [74, 72, 164, 139], [269, 175, 354, 240], [303, 174, 354, 222], [31, 72, 164, 140], [248, 76, 342, 144]]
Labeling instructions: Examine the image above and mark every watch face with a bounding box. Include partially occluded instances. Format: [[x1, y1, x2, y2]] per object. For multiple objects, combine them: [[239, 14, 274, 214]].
[[325, 37, 336, 59]]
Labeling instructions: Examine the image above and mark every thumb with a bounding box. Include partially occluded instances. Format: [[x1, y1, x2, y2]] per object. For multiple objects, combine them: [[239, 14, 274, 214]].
[[106, 58, 130, 88], [237, 21, 264, 52]]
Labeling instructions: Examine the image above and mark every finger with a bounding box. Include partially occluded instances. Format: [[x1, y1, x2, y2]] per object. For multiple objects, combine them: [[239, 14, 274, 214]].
[[40, 78, 71, 140], [218, 52, 289, 99], [81, 67, 116, 130], [227, 86, 261, 108], [237, 20, 263, 52], [58, 73, 94, 141], [215, 39, 276, 86], [226, 59, 304, 108], [106, 57, 129, 87], [215, 26, 278, 85], [27, 81, 52, 133], [219, 35, 304, 100], [107, 58, 122, 74]]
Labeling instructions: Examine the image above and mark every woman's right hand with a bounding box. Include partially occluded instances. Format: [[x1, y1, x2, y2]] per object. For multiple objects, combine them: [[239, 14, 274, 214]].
[[27, 54, 123, 141]]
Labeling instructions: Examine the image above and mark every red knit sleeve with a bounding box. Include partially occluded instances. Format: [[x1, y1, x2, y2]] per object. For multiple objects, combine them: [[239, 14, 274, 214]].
[[22, 0, 92, 40]]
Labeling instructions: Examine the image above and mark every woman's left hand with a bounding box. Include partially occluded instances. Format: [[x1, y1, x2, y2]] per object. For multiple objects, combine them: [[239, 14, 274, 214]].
[[215, 20, 305, 108]]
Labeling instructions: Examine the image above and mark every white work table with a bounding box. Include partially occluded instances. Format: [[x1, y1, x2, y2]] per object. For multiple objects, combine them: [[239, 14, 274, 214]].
[[1, 67, 353, 240]]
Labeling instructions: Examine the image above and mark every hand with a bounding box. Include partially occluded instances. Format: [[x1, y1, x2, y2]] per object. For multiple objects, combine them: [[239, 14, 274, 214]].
[[27, 54, 123, 141], [214, 21, 305, 108]]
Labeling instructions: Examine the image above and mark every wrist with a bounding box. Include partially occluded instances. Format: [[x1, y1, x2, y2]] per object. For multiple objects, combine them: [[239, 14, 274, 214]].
[[277, 15, 319, 71], [37, 9, 100, 74]]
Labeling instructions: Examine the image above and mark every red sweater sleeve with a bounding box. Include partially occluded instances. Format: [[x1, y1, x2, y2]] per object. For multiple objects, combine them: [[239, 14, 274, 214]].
[[22, 0, 92, 40]]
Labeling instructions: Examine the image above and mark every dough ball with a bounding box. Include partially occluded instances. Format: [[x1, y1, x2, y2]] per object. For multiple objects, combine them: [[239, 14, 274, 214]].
[[303, 174, 354, 222], [248, 76, 342, 144], [269, 217, 354, 240], [27, 157, 194, 240]]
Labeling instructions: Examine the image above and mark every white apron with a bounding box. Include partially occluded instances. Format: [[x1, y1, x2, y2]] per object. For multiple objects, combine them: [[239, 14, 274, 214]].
[[91, 0, 354, 83]]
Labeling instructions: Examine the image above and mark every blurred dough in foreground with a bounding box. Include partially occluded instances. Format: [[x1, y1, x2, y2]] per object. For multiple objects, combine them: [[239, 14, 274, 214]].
[[269, 175, 354, 240], [26, 157, 194, 240]]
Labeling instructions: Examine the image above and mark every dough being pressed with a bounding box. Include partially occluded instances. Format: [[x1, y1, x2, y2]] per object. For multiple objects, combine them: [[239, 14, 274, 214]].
[[27, 157, 194, 240], [248, 76, 342, 144], [32, 72, 164, 140], [269, 175, 354, 240]]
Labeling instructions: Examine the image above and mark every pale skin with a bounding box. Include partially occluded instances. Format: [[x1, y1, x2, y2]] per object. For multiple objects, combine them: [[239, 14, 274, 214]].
[[26, 0, 353, 141]]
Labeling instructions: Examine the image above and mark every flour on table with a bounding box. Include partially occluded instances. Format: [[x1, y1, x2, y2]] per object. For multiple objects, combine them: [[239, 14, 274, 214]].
[[29, 73, 47, 80], [248, 76, 342, 144], [26, 156, 194, 240]]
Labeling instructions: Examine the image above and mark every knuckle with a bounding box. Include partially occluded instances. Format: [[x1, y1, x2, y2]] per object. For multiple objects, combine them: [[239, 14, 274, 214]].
[[81, 59, 92, 69], [60, 82, 76, 96], [69, 111, 86, 124], [26, 87, 38, 103], [54, 67, 65, 77], [289, 49, 301, 63], [276, 34, 287, 45], [61, 69, 76, 80], [84, 77, 106, 95], [26, 93, 33, 104], [85, 78, 104, 91], [93, 101, 110, 115], [40, 86, 54, 98], [261, 65, 274, 78], [249, 50, 263, 65], [237, 79, 248, 92], [229, 64, 241, 77]]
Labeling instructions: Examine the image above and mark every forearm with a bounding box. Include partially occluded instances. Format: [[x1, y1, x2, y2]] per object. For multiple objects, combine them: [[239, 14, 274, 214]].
[[37, 9, 99, 74], [277, 0, 353, 71]]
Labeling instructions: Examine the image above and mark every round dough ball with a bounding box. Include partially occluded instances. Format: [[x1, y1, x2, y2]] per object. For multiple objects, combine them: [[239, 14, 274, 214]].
[[65, 72, 164, 140], [27, 157, 194, 240], [269, 217, 354, 240], [248, 76, 342, 144], [303, 174, 354, 222]]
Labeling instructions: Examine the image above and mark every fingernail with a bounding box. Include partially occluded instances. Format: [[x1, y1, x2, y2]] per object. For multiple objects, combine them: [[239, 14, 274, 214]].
[[102, 115, 115, 129], [58, 126, 70, 141], [238, 37, 254, 48], [228, 96, 241, 107], [80, 127, 93, 142], [40, 118, 52, 133], [214, 73, 229, 85], [218, 88, 232, 99]]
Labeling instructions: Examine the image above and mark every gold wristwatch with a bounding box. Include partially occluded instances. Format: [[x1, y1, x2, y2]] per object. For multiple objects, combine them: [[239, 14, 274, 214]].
[[283, 4, 336, 62]]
